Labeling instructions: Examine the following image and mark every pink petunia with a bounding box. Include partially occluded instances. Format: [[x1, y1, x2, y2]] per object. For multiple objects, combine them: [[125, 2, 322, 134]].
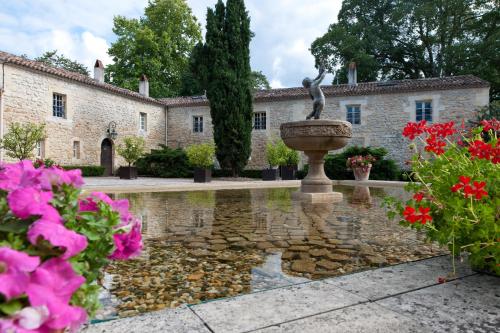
[[7, 187, 53, 219], [27, 219, 88, 259], [26, 258, 87, 331], [0, 160, 41, 191], [40, 167, 84, 190], [109, 221, 143, 260], [0, 247, 40, 300]]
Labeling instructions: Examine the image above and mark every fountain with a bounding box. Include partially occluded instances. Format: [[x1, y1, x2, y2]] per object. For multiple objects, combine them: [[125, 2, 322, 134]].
[[280, 64, 352, 203]]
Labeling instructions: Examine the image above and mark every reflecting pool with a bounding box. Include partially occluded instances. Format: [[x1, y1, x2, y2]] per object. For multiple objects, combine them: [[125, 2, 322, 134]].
[[97, 186, 446, 319]]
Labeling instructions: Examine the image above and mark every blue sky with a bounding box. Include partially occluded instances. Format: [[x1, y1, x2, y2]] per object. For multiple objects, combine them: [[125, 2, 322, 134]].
[[0, 0, 342, 89]]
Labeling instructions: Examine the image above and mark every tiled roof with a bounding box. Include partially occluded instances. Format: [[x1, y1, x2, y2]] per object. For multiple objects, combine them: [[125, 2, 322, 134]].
[[0, 51, 164, 106], [161, 75, 489, 108]]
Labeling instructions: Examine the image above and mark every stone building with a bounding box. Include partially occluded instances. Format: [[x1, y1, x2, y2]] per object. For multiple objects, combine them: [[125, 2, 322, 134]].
[[0, 50, 490, 173]]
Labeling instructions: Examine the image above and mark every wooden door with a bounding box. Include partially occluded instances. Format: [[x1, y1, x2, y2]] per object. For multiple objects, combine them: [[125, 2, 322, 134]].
[[100, 139, 113, 176]]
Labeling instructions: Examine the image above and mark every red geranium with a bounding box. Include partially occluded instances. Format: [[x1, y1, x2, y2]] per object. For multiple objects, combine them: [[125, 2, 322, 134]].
[[416, 207, 433, 224], [451, 175, 471, 192], [426, 121, 456, 138], [425, 135, 446, 155], [464, 181, 488, 200], [480, 119, 500, 132], [403, 120, 427, 140], [468, 140, 493, 160], [413, 192, 424, 202]]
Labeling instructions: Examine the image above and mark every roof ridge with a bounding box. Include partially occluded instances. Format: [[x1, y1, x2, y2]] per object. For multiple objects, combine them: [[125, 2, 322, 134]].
[[0, 50, 164, 106]]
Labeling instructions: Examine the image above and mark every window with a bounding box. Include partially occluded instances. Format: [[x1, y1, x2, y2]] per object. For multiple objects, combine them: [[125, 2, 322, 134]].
[[73, 141, 80, 159], [140, 112, 147, 131], [193, 116, 203, 133], [416, 101, 432, 122], [52, 93, 65, 118], [254, 112, 266, 130], [346, 105, 361, 125], [35, 141, 44, 159]]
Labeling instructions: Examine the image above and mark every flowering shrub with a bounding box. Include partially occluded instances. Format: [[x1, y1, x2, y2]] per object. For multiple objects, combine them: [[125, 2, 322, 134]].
[[0, 161, 142, 332], [346, 155, 376, 171], [384, 119, 499, 275]]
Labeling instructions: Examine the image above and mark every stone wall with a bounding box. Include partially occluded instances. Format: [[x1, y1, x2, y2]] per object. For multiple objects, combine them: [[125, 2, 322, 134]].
[[1, 64, 166, 171], [167, 87, 489, 169]]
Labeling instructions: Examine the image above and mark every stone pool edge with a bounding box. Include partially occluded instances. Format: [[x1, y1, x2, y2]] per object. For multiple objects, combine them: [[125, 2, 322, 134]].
[[81, 254, 500, 333], [82, 178, 408, 193]]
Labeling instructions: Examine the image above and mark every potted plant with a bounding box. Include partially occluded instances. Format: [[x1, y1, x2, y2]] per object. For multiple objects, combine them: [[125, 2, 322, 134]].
[[278, 140, 299, 180], [384, 119, 499, 276], [116, 136, 145, 179], [263, 140, 282, 181], [0, 161, 142, 331], [186, 143, 215, 183], [346, 155, 376, 181]]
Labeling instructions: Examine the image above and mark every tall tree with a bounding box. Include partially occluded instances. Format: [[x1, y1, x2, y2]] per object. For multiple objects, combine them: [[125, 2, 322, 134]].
[[35, 50, 89, 76], [205, 0, 253, 176], [106, 0, 202, 98], [311, 0, 499, 100]]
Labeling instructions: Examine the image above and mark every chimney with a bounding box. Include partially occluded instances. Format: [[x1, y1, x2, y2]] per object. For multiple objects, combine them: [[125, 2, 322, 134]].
[[94, 60, 104, 83], [139, 74, 149, 97], [347, 62, 357, 86]]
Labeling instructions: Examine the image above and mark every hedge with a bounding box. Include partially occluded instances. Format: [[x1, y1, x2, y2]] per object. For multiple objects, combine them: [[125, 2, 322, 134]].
[[212, 169, 262, 178], [62, 165, 105, 177], [136, 145, 191, 178], [297, 146, 400, 181]]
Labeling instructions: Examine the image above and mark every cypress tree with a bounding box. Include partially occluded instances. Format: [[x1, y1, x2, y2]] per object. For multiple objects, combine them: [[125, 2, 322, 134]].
[[205, 0, 253, 176]]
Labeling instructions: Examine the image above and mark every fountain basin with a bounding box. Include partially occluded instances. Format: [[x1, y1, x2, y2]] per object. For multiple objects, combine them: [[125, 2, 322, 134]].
[[280, 120, 352, 202]]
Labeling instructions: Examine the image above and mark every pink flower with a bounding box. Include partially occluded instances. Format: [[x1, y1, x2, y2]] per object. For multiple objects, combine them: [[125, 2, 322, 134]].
[[26, 258, 87, 331], [27, 219, 88, 259], [7, 187, 53, 219], [78, 192, 114, 213], [40, 167, 84, 189], [0, 247, 40, 300], [0, 160, 41, 191], [109, 221, 143, 260]]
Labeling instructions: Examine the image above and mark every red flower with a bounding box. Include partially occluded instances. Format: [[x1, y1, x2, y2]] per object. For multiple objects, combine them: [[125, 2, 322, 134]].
[[492, 146, 500, 164], [425, 135, 446, 155], [403, 206, 418, 224], [468, 140, 493, 160], [437, 276, 447, 284], [413, 192, 425, 202], [465, 181, 488, 200], [480, 119, 500, 132], [426, 122, 456, 138], [416, 207, 433, 224], [403, 121, 427, 140], [451, 175, 471, 192]]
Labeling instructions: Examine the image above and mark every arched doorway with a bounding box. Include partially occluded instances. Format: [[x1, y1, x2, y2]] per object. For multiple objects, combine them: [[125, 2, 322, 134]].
[[100, 139, 114, 176]]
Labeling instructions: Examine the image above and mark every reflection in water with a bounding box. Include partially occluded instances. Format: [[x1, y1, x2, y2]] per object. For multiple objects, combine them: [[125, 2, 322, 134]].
[[99, 186, 445, 319]]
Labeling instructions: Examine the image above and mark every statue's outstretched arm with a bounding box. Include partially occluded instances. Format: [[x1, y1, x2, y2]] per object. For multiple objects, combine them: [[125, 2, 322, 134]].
[[312, 65, 327, 85]]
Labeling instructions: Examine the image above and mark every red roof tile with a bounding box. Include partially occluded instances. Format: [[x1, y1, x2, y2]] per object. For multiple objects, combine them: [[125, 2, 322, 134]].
[[161, 75, 489, 107], [0, 51, 164, 106]]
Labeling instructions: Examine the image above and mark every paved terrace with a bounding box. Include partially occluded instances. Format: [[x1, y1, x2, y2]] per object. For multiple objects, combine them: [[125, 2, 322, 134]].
[[82, 255, 499, 333], [82, 177, 408, 193]]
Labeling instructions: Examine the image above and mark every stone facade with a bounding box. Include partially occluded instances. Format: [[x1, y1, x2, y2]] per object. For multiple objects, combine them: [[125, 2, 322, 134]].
[[166, 87, 490, 169], [0, 62, 166, 173], [0, 50, 490, 173]]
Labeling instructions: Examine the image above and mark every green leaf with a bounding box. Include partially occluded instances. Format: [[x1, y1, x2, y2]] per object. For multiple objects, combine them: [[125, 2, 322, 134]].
[[0, 299, 23, 315], [0, 220, 32, 233]]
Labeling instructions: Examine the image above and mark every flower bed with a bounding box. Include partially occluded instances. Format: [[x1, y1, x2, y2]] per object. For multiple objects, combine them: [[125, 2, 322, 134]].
[[0, 161, 142, 332], [384, 119, 499, 276]]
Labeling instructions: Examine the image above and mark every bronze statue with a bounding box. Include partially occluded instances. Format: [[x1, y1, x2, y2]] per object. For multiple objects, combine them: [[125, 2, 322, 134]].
[[303, 64, 327, 120]]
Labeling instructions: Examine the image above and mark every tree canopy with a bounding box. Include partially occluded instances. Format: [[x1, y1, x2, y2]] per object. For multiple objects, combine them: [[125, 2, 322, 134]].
[[250, 71, 271, 91], [205, 0, 253, 176], [35, 50, 89, 76], [311, 0, 499, 99], [105, 0, 202, 98]]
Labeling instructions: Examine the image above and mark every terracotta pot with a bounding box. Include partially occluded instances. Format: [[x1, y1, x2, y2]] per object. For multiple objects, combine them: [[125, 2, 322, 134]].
[[353, 166, 371, 181]]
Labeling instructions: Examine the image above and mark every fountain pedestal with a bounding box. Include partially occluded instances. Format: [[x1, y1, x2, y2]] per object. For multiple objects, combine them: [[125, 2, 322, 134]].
[[280, 120, 352, 203]]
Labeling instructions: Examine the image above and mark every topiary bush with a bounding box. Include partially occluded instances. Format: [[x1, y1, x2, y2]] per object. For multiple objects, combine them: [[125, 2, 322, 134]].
[[136, 145, 191, 178], [185, 143, 216, 169]]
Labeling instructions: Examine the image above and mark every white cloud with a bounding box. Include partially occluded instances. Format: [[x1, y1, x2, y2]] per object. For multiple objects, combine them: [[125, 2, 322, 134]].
[[0, 0, 342, 86]]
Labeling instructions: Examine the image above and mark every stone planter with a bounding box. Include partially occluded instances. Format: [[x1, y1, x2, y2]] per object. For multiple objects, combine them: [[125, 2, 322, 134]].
[[280, 165, 296, 180], [353, 166, 371, 181], [119, 166, 138, 179], [194, 168, 212, 183], [262, 168, 278, 181]]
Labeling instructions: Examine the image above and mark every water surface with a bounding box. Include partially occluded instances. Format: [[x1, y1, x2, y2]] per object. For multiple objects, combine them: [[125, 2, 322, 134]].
[[97, 186, 445, 319]]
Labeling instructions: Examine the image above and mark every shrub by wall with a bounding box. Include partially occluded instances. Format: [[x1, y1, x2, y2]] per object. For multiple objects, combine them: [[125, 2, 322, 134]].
[[136, 145, 191, 178], [63, 165, 105, 177]]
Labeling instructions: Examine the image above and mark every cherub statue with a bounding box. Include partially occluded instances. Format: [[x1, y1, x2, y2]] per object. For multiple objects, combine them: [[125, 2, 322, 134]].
[[303, 63, 327, 120]]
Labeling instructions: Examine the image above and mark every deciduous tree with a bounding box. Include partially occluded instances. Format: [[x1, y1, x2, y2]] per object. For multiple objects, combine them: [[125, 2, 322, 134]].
[[106, 0, 202, 98], [35, 50, 89, 76]]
